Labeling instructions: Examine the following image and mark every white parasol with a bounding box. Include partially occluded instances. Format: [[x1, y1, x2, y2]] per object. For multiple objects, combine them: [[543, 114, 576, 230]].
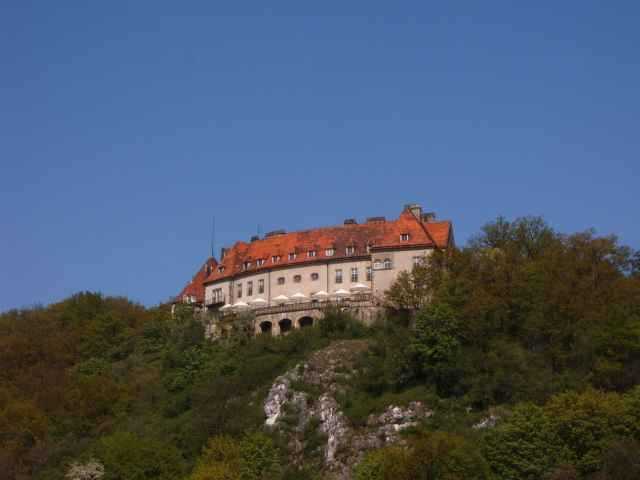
[[290, 292, 308, 302], [272, 294, 289, 304], [350, 283, 371, 292]]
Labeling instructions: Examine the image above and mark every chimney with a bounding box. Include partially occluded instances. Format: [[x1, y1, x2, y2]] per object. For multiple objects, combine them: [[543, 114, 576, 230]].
[[366, 216, 386, 223], [265, 229, 286, 238], [220, 247, 227, 260], [422, 212, 436, 222], [405, 203, 422, 220], [344, 218, 357, 225], [250, 235, 259, 242]]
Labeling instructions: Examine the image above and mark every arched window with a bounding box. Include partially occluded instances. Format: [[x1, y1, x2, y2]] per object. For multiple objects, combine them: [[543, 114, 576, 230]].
[[260, 321, 273, 335], [279, 318, 292, 333], [299, 316, 314, 328]]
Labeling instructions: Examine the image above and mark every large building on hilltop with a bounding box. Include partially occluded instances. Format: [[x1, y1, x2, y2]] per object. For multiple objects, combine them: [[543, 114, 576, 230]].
[[174, 203, 454, 335]]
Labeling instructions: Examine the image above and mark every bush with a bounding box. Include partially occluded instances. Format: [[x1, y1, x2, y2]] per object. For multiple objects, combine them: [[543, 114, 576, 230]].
[[354, 432, 491, 480], [319, 307, 368, 339], [96, 431, 184, 480], [188, 433, 280, 480]]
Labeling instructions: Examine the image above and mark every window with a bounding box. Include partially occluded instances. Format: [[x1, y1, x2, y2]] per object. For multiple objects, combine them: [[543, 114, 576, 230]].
[[366, 266, 372, 281], [373, 260, 382, 270], [293, 274, 302, 283], [218, 266, 225, 273], [257, 259, 265, 266], [325, 248, 335, 257], [308, 250, 316, 258], [351, 267, 358, 282], [346, 245, 355, 255], [366, 243, 372, 253], [272, 255, 281, 263], [413, 256, 422, 267], [384, 258, 392, 269], [213, 288, 223, 302], [237, 283, 242, 298], [258, 279, 264, 294], [243, 261, 251, 271], [277, 277, 285, 285], [247, 281, 253, 296], [335, 269, 343, 284], [288, 252, 297, 261], [311, 272, 319, 281], [400, 233, 410, 242]]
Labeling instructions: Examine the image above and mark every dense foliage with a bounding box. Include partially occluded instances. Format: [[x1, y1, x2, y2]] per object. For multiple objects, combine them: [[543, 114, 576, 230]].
[[1, 216, 639, 479], [0, 293, 360, 479]]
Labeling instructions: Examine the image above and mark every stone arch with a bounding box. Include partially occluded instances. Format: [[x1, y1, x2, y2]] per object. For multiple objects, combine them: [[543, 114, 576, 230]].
[[298, 316, 314, 328], [259, 321, 273, 335], [279, 318, 292, 334]]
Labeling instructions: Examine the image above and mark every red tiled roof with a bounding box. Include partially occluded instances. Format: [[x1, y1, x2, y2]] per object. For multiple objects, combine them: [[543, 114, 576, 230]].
[[175, 257, 218, 304], [203, 208, 452, 286]]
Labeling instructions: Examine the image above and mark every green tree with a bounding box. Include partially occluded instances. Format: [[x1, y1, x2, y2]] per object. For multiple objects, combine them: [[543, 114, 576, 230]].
[[96, 431, 184, 480], [483, 403, 566, 480], [410, 304, 461, 395], [353, 446, 413, 480], [189, 435, 242, 480], [354, 432, 491, 480], [238, 432, 280, 480], [544, 389, 631, 475]]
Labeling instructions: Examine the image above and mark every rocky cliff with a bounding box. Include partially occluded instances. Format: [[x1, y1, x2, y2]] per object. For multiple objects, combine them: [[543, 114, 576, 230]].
[[263, 340, 432, 479]]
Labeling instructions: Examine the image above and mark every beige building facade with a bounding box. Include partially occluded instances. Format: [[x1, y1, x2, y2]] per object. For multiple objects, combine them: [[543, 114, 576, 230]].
[[185, 203, 454, 335], [202, 205, 453, 328]]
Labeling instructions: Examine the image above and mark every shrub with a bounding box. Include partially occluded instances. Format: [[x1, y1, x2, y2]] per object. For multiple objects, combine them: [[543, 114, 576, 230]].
[[355, 432, 491, 480], [95, 431, 184, 480]]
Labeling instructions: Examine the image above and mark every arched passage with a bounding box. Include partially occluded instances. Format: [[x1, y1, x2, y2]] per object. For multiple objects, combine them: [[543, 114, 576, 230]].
[[260, 321, 273, 335], [279, 318, 292, 334], [299, 316, 314, 328]]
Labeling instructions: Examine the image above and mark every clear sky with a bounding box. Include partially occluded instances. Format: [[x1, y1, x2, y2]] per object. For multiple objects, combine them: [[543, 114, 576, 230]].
[[1, 1, 639, 312]]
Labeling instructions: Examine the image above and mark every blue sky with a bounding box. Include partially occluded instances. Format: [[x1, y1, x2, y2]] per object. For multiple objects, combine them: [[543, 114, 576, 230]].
[[1, 1, 639, 312]]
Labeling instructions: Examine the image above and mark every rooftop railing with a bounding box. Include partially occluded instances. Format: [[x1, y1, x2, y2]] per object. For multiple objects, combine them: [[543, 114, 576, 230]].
[[217, 293, 375, 318]]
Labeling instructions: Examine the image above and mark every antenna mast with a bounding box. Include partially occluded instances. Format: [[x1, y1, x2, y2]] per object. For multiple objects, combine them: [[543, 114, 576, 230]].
[[210, 216, 216, 258]]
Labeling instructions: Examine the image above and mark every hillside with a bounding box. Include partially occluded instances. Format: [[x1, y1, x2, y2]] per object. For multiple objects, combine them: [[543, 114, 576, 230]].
[[1, 216, 640, 480]]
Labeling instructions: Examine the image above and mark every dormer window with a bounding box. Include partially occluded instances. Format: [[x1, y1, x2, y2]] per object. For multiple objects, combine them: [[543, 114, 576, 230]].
[[288, 252, 297, 261], [272, 255, 281, 263], [218, 266, 225, 273], [325, 248, 335, 257], [400, 233, 410, 242], [257, 259, 265, 266], [243, 261, 251, 271], [366, 243, 372, 253], [346, 245, 355, 255], [308, 250, 316, 258]]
